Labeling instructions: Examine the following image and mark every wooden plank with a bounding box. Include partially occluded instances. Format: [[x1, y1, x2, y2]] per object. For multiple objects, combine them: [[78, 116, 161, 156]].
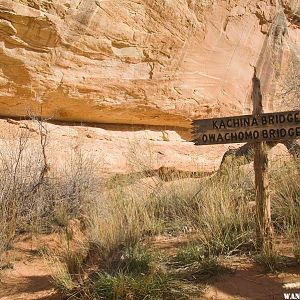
[[193, 125, 300, 145], [192, 110, 300, 145], [192, 110, 300, 129], [193, 123, 300, 134]]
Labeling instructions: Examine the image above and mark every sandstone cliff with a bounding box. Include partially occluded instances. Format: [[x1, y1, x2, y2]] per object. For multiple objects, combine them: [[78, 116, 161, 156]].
[[0, 0, 298, 132]]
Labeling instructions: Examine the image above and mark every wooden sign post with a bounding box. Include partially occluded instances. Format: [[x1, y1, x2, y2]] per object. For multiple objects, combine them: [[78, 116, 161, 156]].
[[251, 69, 272, 251], [192, 73, 300, 251]]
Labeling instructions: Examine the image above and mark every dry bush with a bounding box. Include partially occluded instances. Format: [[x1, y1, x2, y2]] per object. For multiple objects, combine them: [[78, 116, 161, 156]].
[[0, 122, 99, 263], [126, 138, 157, 173], [0, 123, 48, 254], [47, 149, 99, 228]]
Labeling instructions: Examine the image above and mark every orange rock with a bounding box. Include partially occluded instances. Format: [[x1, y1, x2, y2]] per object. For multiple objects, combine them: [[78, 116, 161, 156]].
[[0, 0, 295, 130]]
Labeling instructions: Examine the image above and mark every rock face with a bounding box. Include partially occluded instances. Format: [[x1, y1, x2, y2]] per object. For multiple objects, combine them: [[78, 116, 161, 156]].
[[0, 0, 298, 133], [0, 118, 289, 176]]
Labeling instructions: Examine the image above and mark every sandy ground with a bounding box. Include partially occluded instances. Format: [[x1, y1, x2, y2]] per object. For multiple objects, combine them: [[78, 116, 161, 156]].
[[0, 236, 299, 300], [201, 261, 300, 300], [2, 258, 300, 300], [0, 259, 61, 300], [153, 235, 300, 300], [0, 235, 62, 300]]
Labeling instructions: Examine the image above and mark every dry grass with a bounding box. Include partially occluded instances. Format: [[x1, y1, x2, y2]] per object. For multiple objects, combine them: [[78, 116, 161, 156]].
[[148, 161, 256, 255], [271, 158, 300, 262], [47, 156, 300, 298], [1, 126, 299, 297], [48, 161, 255, 298], [85, 190, 157, 269]]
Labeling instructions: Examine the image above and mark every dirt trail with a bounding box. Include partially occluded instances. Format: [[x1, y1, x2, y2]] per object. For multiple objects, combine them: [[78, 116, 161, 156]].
[[1, 235, 299, 300], [0, 259, 60, 300], [2, 258, 299, 300], [153, 235, 300, 300], [201, 264, 300, 300], [0, 235, 62, 300]]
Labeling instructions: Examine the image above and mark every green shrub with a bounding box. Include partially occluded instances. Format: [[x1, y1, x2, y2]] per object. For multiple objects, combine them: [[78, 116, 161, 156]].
[[92, 272, 187, 300], [255, 248, 285, 273], [175, 245, 205, 266], [120, 247, 159, 275]]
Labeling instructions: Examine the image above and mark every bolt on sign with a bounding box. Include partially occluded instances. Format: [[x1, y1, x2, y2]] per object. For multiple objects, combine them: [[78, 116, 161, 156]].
[[192, 110, 300, 145]]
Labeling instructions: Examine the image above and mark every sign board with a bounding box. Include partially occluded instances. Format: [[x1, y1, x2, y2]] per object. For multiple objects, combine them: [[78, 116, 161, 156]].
[[192, 110, 300, 145]]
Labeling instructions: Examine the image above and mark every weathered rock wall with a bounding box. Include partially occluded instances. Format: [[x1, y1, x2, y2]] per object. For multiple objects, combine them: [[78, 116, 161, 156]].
[[1, 0, 296, 133], [0, 118, 289, 175]]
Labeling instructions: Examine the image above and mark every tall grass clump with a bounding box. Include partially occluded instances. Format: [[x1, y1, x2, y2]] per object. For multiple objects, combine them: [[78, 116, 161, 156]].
[[51, 225, 187, 299], [149, 160, 256, 255], [271, 158, 300, 260], [53, 245, 188, 300], [272, 159, 300, 230], [85, 188, 158, 269], [195, 164, 256, 255], [86, 246, 186, 300], [89, 271, 186, 300]]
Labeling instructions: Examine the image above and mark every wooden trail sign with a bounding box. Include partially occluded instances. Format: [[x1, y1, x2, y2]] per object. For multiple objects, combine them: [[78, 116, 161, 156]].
[[192, 110, 300, 145], [191, 70, 299, 252]]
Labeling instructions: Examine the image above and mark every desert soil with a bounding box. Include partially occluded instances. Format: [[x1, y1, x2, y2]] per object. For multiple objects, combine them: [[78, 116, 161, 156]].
[[0, 235, 61, 300], [0, 234, 299, 300]]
